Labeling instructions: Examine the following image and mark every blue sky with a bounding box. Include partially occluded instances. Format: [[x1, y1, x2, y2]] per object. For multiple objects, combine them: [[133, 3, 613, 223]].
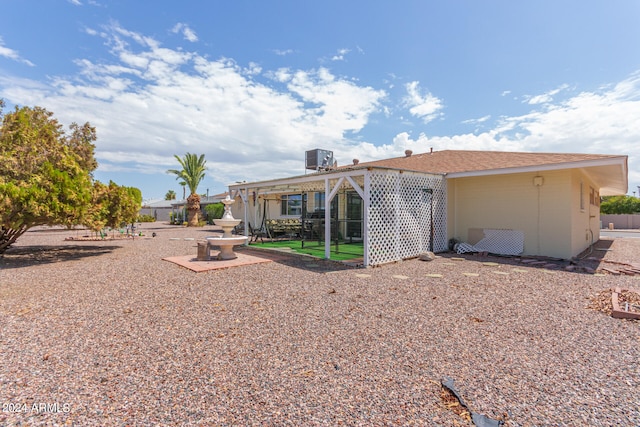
[[1, 0, 639, 200]]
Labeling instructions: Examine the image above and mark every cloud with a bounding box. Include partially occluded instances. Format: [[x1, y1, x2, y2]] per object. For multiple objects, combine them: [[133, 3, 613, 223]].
[[171, 23, 198, 42], [462, 115, 491, 125], [0, 37, 35, 66], [382, 73, 640, 191], [0, 25, 385, 188], [331, 48, 350, 61], [1, 24, 638, 196], [273, 49, 294, 56], [402, 81, 443, 123], [525, 84, 570, 105]]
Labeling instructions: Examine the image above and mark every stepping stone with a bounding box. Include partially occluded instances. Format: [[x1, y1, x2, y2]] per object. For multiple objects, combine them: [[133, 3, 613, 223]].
[[451, 257, 465, 261], [462, 272, 479, 277], [482, 262, 499, 266], [355, 274, 371, 278], [492, 271, 509, 275], [593, 273, 607, 277], [169, 238, 181, 240], [425, 274, 443, 278], [542, 269, 556, 274], [512, 269, 529, 273], [184, 238, 195, 241], [392, 275, 410, 280]]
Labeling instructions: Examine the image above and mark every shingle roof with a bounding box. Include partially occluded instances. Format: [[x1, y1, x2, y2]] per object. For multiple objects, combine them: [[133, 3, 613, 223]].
[[229, 149, 627, 196], [341, 149, 626, 175]]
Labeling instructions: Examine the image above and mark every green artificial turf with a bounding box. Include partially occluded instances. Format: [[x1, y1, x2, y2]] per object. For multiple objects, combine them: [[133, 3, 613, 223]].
[[250, 239, 364, 261]]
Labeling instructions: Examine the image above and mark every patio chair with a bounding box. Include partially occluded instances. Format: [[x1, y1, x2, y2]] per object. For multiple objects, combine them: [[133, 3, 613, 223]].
[[248, 222, 266, 243]]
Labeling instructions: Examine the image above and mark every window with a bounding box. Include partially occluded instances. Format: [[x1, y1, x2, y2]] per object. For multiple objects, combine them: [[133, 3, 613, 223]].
[[281, 194, 302, 216], [314, 192, 325, 211], [589, 186, 600, 206]]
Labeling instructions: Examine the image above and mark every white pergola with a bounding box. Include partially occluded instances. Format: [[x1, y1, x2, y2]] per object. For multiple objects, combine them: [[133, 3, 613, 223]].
[[228, 166, 447, 267]]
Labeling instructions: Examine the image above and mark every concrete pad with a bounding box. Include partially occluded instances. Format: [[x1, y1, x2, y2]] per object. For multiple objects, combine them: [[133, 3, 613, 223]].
[[163, 251, 273, 272]]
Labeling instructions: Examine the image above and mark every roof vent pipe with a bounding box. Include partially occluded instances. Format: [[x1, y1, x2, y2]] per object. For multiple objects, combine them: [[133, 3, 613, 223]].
[[353, 158, 359, 165], [430, 147, 433, 154], [405, 149, 413, 157]]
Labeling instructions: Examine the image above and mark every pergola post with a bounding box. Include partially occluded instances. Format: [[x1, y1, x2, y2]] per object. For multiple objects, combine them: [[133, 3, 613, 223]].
[[324, 178, 331, 259]]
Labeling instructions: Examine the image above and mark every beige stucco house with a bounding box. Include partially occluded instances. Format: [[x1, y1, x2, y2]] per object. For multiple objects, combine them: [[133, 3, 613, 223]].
[[228, 150, 628, 266]]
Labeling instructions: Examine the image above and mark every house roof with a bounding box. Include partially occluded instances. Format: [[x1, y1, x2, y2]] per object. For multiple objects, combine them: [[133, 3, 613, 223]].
[[142, 199, 175, 208], [339, 150, 628, 195], [229, 150, 628, 196]]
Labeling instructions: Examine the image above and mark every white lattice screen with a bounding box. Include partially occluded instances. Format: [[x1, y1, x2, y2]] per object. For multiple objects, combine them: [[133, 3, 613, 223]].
[[367, 170, 447, 266]]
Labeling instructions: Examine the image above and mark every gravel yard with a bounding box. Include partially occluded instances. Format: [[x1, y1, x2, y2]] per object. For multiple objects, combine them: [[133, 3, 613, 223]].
[[1, 223, 639, 426]]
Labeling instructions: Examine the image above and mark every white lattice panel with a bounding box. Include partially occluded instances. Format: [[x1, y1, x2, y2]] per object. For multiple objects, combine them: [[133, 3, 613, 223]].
[[367, 170, 446, 266], [456, 229, 524, 255]]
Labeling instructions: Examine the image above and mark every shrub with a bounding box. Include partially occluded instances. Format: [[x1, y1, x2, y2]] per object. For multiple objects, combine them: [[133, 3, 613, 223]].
[[205, 203, 224, 224], [136, 214, 156, 222]]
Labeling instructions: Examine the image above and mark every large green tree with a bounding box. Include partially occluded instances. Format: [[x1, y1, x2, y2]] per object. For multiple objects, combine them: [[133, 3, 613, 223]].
[[0, 103, 142, 253], [600, 195, 640, 214], [0, 104, 96, 254], [86, 181, 142, 233], [167, 153, 207, 226]]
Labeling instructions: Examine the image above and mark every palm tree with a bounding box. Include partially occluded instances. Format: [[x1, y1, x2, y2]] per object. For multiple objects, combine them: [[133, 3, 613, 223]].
[[165, 190, 177, 200], [167, 153, 207, 226]]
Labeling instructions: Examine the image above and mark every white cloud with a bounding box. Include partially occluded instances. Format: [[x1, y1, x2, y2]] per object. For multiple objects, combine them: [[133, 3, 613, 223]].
[[273, 49, 294, 56], [1, 24, 638, 196], [331, 48, 350, 61], [403, 81, 443, 123], [462, 115, 491, 125], [525, 84, 570, 105], [0, 37, 35, 66], [0, 26, 385, 189], [171, 23, 198, 42], [381, 74, 640, 192]]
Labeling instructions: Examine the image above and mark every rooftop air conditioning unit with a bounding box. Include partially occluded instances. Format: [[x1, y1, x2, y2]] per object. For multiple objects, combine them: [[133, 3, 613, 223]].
[[305, 149, 334, 171]]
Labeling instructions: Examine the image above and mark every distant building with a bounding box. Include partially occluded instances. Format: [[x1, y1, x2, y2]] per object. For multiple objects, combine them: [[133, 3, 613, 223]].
[[139, 192, 229, 223]]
